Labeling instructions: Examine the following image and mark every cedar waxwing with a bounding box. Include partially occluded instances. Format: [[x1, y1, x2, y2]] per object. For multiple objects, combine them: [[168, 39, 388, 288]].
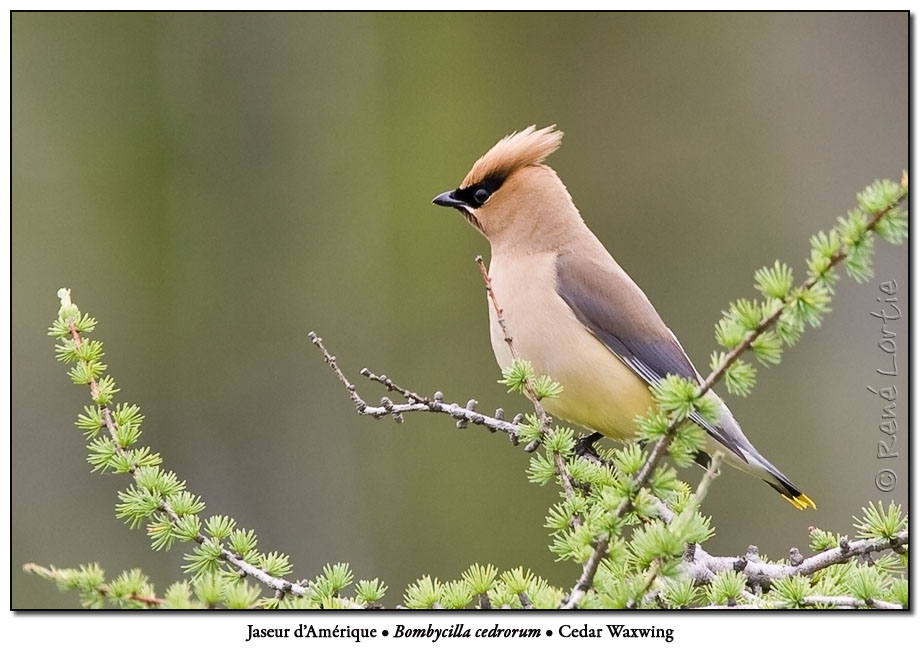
[[432, 125, 815, 510]]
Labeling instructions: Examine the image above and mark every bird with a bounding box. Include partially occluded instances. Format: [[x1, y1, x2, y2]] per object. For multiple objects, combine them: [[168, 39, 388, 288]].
[[432, 125, 815, 510]]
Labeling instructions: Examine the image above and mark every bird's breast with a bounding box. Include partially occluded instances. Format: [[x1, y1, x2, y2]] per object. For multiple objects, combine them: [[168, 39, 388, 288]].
[[486, 253, 654, 438]]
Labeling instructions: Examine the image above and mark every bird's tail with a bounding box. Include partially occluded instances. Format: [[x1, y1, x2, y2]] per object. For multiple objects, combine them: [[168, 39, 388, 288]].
[[706, 403, 817, 511], [699, 447, 816, 510], [764, 473, 817, 511], [744, 446, 817, 510]]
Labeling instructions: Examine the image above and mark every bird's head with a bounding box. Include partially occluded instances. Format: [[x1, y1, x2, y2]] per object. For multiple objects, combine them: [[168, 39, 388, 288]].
[[433, 125, 580, 250]]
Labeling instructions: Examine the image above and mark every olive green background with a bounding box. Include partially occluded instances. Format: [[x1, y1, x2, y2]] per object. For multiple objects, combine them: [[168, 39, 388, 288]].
[[12, 12, 907, 608]]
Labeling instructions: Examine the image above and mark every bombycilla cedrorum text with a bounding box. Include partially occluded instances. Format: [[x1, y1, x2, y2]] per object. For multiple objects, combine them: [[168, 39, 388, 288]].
[[433, 125, 815, 510]]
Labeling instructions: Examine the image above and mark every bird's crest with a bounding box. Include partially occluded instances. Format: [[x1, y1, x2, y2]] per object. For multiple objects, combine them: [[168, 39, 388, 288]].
[[462, 125, 563, 188]]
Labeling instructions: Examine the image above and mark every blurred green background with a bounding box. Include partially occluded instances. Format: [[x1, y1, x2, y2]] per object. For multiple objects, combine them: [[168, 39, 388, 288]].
[[12, 12, 907, 608]]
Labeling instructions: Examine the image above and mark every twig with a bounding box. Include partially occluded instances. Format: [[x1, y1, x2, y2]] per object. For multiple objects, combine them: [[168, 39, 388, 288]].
[[475, 256, 577, 500], [626, 452, 724, 609], [308, 332, 522, 440], [311, 332, 688, 536], [23, 563, 165, 608], [66, 318, 313, 601], [475, 256, 553, 450], [644, 187, 905, 472], [698, 201, 895, 397], [361, 369, 430, 405]]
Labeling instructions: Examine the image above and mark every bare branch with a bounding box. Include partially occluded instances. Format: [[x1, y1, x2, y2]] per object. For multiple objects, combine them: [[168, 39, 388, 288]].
[[681, 530, 909, 587], [308, 332, 522, 440]]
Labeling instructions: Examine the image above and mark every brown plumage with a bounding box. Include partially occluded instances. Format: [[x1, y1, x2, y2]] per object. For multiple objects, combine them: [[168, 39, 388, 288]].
[[432, 125, 815, 510], [462, 125, 564, 190]]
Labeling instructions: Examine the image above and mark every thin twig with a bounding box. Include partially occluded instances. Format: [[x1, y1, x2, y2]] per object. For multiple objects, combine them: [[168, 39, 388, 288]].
[[626, 452, 724, 609], [361, 369, 430, 405], [66, 318, 313, 601], [697, 201, 894, 398], [308, 332, 521, 439], [23, 563, 166, 608], [476, 256, 577, 500], [476, 256, 553, 447]]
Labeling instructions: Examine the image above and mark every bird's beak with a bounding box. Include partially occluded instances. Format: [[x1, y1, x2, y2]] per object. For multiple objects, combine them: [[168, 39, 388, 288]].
[[432, 190, 469, 210]]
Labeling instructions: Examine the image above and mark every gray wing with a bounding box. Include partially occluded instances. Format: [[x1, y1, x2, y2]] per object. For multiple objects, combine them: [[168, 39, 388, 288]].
[[555, 251, 744, 459]]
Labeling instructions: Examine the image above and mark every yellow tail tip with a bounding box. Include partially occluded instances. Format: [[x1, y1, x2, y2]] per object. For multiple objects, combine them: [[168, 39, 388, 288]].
[[782, 494, 817, 510]]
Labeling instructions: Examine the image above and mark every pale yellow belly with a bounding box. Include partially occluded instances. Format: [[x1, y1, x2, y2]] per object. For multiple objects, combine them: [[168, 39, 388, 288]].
[[487, 253, 654, 439]]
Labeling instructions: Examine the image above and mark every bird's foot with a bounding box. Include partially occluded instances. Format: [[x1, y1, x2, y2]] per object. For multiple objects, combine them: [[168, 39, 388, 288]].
[[575, 431, 604, 462]]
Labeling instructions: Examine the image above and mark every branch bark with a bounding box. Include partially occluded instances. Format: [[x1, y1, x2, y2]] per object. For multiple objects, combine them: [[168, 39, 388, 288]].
[[682, 530, 909, 587]]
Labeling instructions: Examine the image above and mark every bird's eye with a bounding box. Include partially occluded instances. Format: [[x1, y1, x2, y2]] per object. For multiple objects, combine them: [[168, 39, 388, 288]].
[[474, 188, 491, 205]]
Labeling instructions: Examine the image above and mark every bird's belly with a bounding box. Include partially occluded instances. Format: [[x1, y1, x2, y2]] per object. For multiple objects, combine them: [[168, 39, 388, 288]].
[[543, 348, 655, 439], [487, 255, 654, 439]]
